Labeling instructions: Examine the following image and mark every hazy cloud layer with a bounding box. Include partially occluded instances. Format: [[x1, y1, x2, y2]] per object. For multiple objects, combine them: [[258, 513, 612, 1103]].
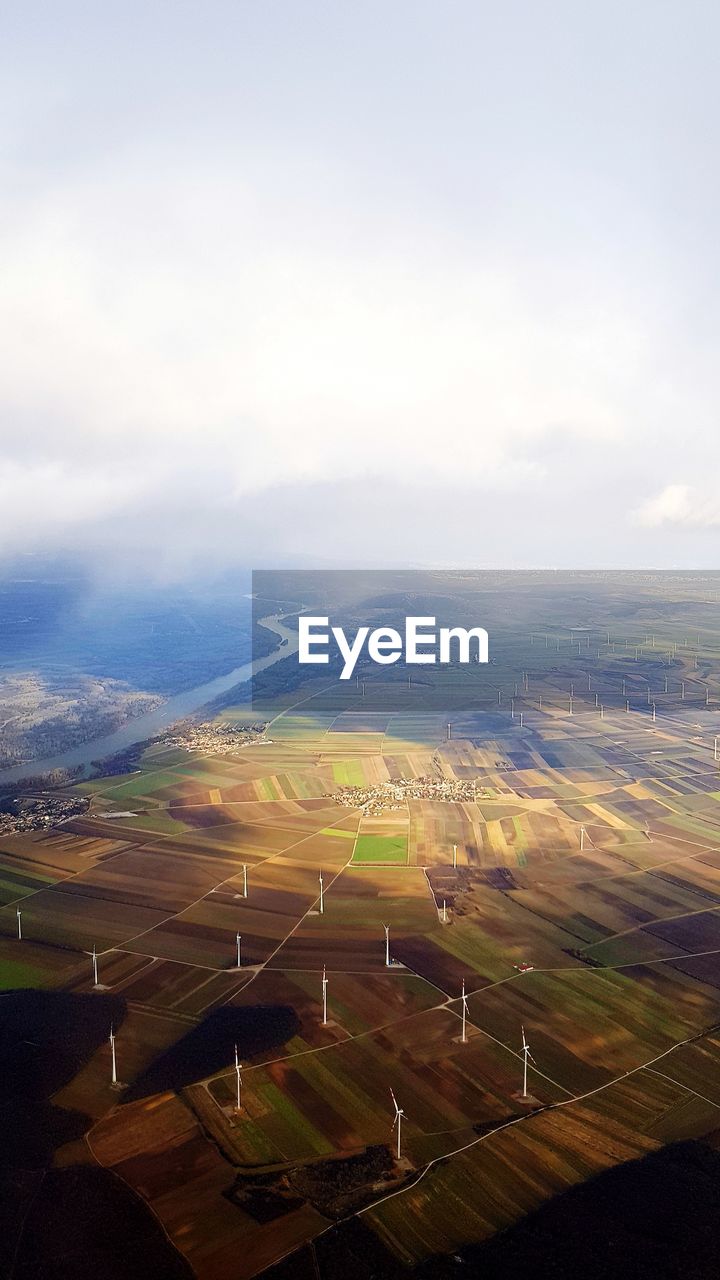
[[2, 1, 720, 573], [634, 485, 720, 529]]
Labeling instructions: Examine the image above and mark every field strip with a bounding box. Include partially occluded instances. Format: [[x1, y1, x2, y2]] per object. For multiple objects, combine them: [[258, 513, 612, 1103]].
[[83, 1132, 186, 1266], [421, 867, 445, 922], [88, 795, 363, 870], [0, 834, 171, 916], [115, 807, 362, 951], [591, 943, 720, 970], [265, 679, 344, 730], [643, 1067, 720, 1111], [581, 901, 720, 949], [5, 1168, 48, 1280], [112, 948, 229, 973], [444, 1004, 575, 1097], [87, 754, 212, 799], [252, 859, 352, 974], [352, 1017, 720, 1224], [83, 803, 352, 846], [211, 964, 571, 1093], [98, 798, 343, 812], [567, 845, 718, 887]]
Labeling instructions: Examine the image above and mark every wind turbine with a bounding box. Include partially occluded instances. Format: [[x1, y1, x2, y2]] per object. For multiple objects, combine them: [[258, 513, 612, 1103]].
[[521, 1024, 536, 1099], [390, 1088, 405, 1160], [16, 907, 22, 940], [579, 825, 586, 851], [442, 899, 448, 923], [452, 843, 458, 869], [242, 864, 248, 898], [322, 964, 328, 1025], [236, 932, 242, 967], [234, 1043, 242, 1111], [383, 923, 391, 967], [92, 944, 98, 987], [110, 1024, 118, 1086], [461, 979, 469, 1043], [318, 871, 324, 915]]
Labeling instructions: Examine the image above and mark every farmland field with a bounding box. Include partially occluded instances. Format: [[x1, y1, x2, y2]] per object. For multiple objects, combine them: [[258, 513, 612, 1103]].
[[8, 574, 720, 1278]]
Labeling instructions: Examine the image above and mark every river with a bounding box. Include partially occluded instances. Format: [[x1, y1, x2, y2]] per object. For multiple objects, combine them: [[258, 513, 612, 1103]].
[[0, 613, 298, 786]]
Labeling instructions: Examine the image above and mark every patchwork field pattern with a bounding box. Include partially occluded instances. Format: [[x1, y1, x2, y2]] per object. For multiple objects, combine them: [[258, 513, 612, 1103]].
[[10, 591, 720, 1277]]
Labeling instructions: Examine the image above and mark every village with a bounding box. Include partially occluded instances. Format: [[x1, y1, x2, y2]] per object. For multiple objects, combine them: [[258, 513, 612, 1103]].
[[328, 775, 493, 814], [0, 792, 89, 835], [155, 720, 269, 756]]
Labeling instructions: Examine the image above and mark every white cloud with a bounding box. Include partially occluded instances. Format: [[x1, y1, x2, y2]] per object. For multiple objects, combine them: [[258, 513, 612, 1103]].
[[632, 483, 720, 529], [0, 460, 148, 551], [2, 2, 720, 568], [0, 152, 677, 560], [0, 160, 637, 476]]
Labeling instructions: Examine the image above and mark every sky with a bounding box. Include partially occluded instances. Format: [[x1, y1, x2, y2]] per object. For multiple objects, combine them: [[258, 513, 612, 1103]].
[[2, 0, 720, 575]]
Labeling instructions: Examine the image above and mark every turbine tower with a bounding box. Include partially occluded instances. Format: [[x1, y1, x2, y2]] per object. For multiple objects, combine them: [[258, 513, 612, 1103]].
[[461, 978, 469, 1043], [521, 1024, 536, 1099], [110, 1024, 118, 1086], [234, 1043, 242, 1111], [390, 1088, 405, 1160]]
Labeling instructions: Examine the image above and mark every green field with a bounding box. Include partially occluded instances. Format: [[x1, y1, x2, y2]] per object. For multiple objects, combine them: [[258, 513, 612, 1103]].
[[352, 834, 408, 864]]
